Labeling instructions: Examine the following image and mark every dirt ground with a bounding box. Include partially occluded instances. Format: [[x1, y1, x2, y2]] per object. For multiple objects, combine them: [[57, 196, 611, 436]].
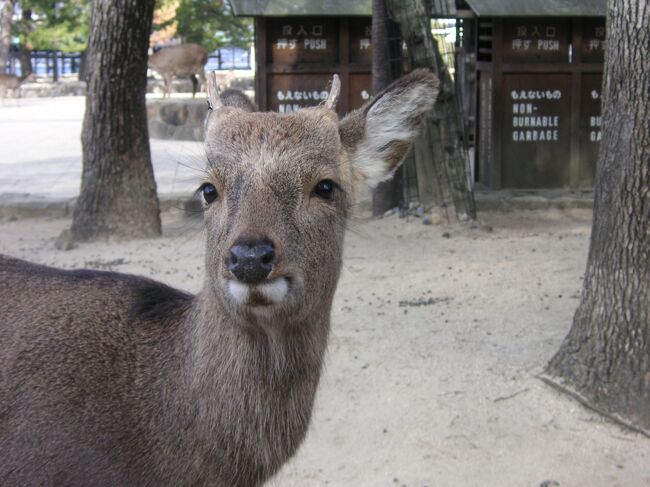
[[1, 208, 648, 487]]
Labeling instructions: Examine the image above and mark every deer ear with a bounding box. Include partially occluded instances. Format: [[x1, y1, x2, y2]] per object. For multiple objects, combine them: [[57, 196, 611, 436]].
[[339, 69, 439, 189], [207, 71, 223, 110], [206, 71, 257, 112]]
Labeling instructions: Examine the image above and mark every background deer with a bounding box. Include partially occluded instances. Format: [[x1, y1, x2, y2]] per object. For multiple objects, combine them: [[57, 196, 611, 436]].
[[0, 69, 438, 486], [148, 43, 208, 98], [0, 72, 33, 98]]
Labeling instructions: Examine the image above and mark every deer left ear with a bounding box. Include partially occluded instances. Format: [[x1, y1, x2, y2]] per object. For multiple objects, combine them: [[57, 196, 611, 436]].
[[339, 69, 439, 189], [206, 71, 257, 113]]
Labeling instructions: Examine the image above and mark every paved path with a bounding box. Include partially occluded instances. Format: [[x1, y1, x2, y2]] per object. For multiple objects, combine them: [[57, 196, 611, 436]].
[[0, 96, 203, 200]]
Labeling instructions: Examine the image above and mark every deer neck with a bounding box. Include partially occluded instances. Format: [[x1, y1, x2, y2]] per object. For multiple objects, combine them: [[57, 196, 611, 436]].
[[189, 290, 330, 377], [187, 288, 332, 404], [173, 289, 332, 481]]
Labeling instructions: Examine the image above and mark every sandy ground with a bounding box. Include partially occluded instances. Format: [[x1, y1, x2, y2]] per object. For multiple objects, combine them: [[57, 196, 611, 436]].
[[1, 208, 648, 487]]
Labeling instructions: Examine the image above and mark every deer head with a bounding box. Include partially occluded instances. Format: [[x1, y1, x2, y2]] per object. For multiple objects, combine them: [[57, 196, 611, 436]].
[[201, 70, 439, 326]]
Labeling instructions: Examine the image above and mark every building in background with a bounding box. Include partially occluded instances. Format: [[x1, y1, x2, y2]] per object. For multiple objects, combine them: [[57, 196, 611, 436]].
[[231, 0, 606, 190], [455, 0, 606, 189], [229, 0, 372, 115]]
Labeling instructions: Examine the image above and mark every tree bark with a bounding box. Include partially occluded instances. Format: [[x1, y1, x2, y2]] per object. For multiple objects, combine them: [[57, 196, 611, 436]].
[[17, 7, 32, 76], [386, 0, 476, 220], [544, 0, 650, 434], [371, 0, 392, 93], [17, 44, 31, 76], [0, 0, 13, 74], [72, 0, 161, 241], [371, 0, 403, 216]]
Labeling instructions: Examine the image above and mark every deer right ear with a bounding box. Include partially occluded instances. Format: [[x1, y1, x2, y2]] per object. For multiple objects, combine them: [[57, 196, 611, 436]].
[[339, 69, 439, 190]]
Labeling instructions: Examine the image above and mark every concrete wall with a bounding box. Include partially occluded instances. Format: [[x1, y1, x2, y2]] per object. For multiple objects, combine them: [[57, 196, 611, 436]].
[[146, 99, 206, 141]]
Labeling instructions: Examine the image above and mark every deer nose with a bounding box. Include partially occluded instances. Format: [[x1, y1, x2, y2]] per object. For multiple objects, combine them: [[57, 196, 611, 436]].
[[228, 240, 276, 284]]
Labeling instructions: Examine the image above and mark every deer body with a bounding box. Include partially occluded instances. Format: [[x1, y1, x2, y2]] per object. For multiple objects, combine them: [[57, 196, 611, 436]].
[[148, 43, 208, 98], [0, 71, 439, 486], [0, 256, 326, 486], [0, 73, 31, 98]]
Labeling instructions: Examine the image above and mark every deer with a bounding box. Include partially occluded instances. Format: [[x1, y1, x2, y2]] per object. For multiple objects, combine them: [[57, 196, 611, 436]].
[[0, 69, 439, 486], [148, 43, 209, 98], [0, 72, 33, 98]]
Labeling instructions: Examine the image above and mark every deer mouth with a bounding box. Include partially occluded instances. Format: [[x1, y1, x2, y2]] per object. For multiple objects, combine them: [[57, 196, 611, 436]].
[[227, 277, 289, 307]]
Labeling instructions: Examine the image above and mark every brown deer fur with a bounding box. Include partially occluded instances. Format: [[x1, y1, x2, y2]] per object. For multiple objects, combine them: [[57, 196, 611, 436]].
[[0, 73, 32, 98], [0, 69, 439, 486], [148, 43, 209, 98]]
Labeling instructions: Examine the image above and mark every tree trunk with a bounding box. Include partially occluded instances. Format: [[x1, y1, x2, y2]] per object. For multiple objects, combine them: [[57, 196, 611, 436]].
[[0, 0, 13, 74], [78, 49, 88, 82], [543, 0, 650, 434], [17, 44, 31, 76], [372, 0, 392, 93], [17, 7, 32, 77], [386, 0, 476, 220], [72, 0, 161, 241], [371, 0, 403, 216]]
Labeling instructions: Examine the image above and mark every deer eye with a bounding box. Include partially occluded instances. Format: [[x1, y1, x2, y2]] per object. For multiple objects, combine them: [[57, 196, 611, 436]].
[[313, 179, 337, 200], [200, 183, 218, 204]]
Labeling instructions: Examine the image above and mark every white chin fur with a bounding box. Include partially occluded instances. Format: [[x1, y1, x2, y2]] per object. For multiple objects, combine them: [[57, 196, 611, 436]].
[[258, 278, 289, 304], [228, 280, 250, 305], [227, 278, 289, 305]]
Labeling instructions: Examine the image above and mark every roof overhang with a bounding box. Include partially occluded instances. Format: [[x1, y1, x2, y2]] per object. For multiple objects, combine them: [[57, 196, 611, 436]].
[[229, 0, 371, 16], [464, 0, 606, 17]]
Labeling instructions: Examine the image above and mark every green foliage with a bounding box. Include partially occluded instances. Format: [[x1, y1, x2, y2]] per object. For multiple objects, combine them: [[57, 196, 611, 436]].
[[175, 0, 252, 51], [11, 0, 251, 54], [15, 0, 90, 52]]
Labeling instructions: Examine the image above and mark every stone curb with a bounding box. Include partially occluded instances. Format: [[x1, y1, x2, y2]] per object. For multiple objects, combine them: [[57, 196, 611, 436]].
[[0, 191, 594, 221], [474, 190, 594, 211], [0, 194, 201, 221]]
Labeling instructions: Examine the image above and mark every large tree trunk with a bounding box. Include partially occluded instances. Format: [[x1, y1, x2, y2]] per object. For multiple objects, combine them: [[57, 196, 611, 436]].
[[371, 0, 403, 216], [543, 0, 649, 434], [72, 0, 161, 241], [0, 0, 13, 74], [386, 0, 476, 220]]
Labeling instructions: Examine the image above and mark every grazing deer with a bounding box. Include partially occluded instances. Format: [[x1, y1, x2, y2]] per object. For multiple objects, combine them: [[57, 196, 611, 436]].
[[0, 69, 438, 486], [148, 43, 209, 98], [0, 72, 32, 98]]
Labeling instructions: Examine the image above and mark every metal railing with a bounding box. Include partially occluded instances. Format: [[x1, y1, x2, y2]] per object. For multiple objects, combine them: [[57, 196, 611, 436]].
[[5, 49, 83, 80], [4, 46, 252, 80]]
